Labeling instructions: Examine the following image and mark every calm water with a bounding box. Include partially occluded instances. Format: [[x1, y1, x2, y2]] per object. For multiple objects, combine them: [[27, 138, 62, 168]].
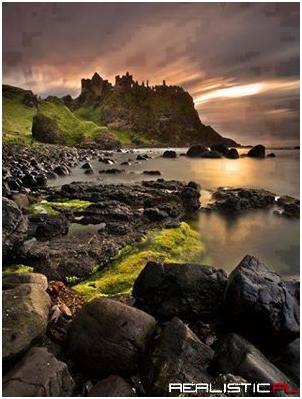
[[49, 148, 300, 276]]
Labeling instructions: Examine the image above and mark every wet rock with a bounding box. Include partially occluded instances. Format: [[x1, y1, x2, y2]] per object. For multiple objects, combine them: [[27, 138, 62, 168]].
[[2, 197, 28, 263], [53, 165, 69, 176], [88, 375, 136, 397], [6, 177, 21, 191], [3, 347, 74, 396], [283, 202, 300, 217], [133, 262, 227, 322], [2, 273, 51, 366], [98, 157, 115, 164], [142, 170, 162, 176], [68, 298, 157, 375], [186, 145, 208, 157], [143, 317, 214, 396], [210, 144, 229, 155], [247, 144, 265, 158], [136, 154, 148, 161], [201, 150, 222, 158], [84, 168, 94, 175], [35, 173, 47, 187], [28, 213, 69, 240], [267, 152, 276, 158], [272, 338, 300, 385], [224, 255, 300, 348], [81, 162, 93, 169], [226, 148, 239, 159], [162, 150, 177, 158], [21, 173, 37, 188], [99, 168, 125, 174], [143, 207, 169, 221], [211, 333, 299, 397]]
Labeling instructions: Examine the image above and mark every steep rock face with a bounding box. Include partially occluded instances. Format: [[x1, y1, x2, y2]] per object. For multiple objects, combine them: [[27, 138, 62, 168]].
[[72, 72, 239, 147]]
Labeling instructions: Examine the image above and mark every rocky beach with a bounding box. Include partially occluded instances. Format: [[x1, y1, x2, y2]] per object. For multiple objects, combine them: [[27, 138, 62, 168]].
[[2, 142, 300, 397]]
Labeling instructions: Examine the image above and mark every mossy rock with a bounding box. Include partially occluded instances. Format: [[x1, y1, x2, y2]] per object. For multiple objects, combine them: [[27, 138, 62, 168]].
[[32, 113, 64, 144]]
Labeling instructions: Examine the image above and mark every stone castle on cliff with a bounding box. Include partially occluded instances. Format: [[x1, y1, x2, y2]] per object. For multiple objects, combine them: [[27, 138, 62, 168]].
[[81, 71, 185, 97]]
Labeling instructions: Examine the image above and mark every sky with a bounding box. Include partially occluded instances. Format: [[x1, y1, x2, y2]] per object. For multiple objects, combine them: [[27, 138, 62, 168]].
[[2, 2, 300, 146]]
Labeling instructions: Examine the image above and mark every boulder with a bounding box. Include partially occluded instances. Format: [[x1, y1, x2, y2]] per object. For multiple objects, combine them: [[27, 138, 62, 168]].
[[143, 317, 214, 396], [3, 273, 51, 366], [88, 375, 136, 397], [267, 152, 276, 158], [68, 298, 157, 375], [212, 333, 299, 397], [162, 150, 177, 158], [133, 262, 227, 322], [200, 150, 222, 158], [3, 347, 74, 397], [32, 113, 64, 144], [53, 165, 70, 176], [186, 145, 208, 157], [81, 162, 93, 169], [272, 338, 300, 385], [2, 197, 28, 263], [210, 144, 229, 155], [247, 144, 265, 158], [226, 148, 239, 159], [11, 193, 30, 210], [142, 170, 162, 176], [224, 255, 300, 347], [2, 272, 48, 290]]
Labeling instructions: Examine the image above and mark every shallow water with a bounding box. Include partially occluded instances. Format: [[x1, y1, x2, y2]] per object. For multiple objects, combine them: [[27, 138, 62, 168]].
[[48, 148, 300, 276]]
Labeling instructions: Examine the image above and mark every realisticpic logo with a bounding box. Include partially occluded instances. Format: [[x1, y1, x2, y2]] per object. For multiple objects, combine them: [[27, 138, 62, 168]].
[[169, 382, 300, 395]]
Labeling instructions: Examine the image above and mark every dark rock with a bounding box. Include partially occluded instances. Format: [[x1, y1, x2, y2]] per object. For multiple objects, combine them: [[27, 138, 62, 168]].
[[99, 168, 125, 174], [283, 203, 300, 217], [3, 347, 74, 397], [68, 298, 157, 375], [200, 150, 222, 158], [224, 255, 300, 347], [84, 169, 94, 175], [2, 181, 11, 198], [144, 207, 168, 221], [32, 113, 64, 144], [35, 173, 47, 187], [2, 273, 51, 366], [267, 152, 276, 158], [28, 213, 69, 239], [53, 165, 69, 176], [81, 162, 93, 169], [133, 262, 227, 322], [136, 154, 147, 161], [2, 197, 28, 263], [211, 144, 229, 155], [142, 170, 162, 176], [212, 333, 299, 397], [179, 186, 201, 212], [88, 375, 136, 397], [98, 157, 115, 164], [247, 144, 265, 158], [162, 150, 177, 158], [186, 145, 208, 157], [6, 177, 21, 191], [272, 338, 300, 385], [226, 148, 239, 159], [21, 173, 37, 188], [143, 317, 214, 396]]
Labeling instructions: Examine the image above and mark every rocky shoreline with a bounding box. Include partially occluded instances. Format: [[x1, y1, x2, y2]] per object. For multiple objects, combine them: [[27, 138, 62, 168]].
[[2, 143, 300, 396]]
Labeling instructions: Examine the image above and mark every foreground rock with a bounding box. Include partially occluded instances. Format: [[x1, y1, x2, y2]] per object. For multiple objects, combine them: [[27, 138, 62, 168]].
[[212, 333, 299, 397], [143, 317, 214, 396], [224, 255, 300, 348], [133, 262, 227, 322], [2, 273, 51, 367], [2, 197, 28, 263], [3, 347, 74, 396], [186, 145, 208, 157], [68, 298, 157, 375], [88, 375, 136, 397]]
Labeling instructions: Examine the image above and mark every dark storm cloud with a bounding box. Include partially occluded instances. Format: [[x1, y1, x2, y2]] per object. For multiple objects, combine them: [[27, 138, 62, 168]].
[[2, 2, 300, 145]]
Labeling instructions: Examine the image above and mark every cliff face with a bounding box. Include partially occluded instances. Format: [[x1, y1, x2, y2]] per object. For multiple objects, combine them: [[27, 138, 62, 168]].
[[70, 72, 239, 147]]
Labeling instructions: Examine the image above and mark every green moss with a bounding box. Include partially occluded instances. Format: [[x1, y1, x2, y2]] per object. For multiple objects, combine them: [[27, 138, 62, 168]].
[[4, 264, 34, 274], [30, 199, 93, 215], [73, 222, 205, 301]]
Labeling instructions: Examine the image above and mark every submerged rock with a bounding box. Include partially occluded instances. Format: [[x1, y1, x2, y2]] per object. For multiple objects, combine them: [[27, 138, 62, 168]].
[[68, 298, 157, 375], [210, 144, 229, 156], [133, 262, 227, 322], [186, 145, 208, 157], [226, 148, 239, 159], [224, 255, 300, 348], [162, 150, 177, 158], [247, 144, 265, 158]]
